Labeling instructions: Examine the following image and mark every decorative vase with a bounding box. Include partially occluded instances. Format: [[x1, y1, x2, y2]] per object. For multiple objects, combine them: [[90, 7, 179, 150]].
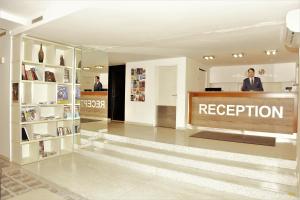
[[38, 43, 44, 63], [39, 43, 44, 63], [60, 55, 65, 66]]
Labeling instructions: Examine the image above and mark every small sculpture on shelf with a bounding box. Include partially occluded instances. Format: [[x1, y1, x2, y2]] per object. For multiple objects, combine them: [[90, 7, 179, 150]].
[[60, 55, 65, 66], [78, 60, 81, 68], [38, 43, 44, 63]]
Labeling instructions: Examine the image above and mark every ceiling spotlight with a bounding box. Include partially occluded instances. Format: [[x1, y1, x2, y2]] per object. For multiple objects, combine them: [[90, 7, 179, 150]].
[[232, 53, 244, 58], [95, 65, 103, 69], [203, 55, 215, 60], [83, 67, 90, 70], [265, 49, 278, 56]]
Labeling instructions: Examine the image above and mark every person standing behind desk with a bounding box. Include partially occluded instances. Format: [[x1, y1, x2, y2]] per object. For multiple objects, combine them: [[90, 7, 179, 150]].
[[94, 76, 103, 91], [241, 68, 264, 91]]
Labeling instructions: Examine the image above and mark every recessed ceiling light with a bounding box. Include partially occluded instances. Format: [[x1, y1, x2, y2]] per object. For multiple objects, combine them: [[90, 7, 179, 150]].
[[232, 53, 244, 58], [265, 49, 278, 55], [83, 67, 90, 70], [203, 55, 215, 60], [95, 65, 103, 69]]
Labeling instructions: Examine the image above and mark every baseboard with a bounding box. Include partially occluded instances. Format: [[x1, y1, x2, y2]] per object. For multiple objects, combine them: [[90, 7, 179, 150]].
[[0, 154, 9, 161], [124, 121, 154, 127]]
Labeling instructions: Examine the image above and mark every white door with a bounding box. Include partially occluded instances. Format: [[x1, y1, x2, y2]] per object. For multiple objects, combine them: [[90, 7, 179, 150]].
[[158, 66, 177, 106], [156, 66, 177, 128]]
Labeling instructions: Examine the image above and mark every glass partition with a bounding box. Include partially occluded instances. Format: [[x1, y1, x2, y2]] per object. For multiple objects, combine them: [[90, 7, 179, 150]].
[[73, 48, 109, 148]]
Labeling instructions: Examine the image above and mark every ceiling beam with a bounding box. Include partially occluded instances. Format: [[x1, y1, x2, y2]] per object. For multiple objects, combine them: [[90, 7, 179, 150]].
[[0, 10, 28, 26], [11, 1, 91, 36]]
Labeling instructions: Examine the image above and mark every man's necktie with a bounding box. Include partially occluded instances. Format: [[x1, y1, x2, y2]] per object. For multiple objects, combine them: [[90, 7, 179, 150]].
[[251, 78, 254, 85]]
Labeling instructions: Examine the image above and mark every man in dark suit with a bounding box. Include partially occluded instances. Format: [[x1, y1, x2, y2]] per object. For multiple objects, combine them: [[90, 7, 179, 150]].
[[94, 76, 103, 91], [241, 68, 264, 91]]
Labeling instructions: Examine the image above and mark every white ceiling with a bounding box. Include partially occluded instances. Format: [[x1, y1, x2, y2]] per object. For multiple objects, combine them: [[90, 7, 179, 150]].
[[1, 0, 300, 66]]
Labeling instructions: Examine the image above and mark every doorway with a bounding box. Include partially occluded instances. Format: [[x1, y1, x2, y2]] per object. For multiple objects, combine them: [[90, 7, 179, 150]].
[[108, 65, 125, 121], [156, 66, 177, 128]]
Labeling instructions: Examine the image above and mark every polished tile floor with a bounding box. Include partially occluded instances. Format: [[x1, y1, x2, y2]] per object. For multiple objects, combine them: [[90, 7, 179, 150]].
[[82, 121, 296, 160], [2, 121, 295, 200], [0, 158, 87, 200], [23, 153, 256, 200]]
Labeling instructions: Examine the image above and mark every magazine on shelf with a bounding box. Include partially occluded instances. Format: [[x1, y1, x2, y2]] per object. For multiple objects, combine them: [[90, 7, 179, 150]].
[[21, 127, 30, 141], [21, 111, 26, 122], [22, 64, 27, 80], [39, 140, 57, 158], [74, 124, 80, 133], [57, 85, 69, 104], [75, 85, 80, 104], [39, 141, 45, 157], [21, 108, 39, 122], [22, 64, 41, 81], [31, 67, 42, 80], [45, 71, 56, 82], [63, 106, 72, 119], [12, 83, 19, 102], [74, 105, 80, 119]]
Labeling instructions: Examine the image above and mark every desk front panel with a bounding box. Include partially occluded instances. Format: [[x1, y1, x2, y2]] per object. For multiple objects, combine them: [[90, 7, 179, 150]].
[[189, 92, 297, 133], [80, 92, 108, 119]]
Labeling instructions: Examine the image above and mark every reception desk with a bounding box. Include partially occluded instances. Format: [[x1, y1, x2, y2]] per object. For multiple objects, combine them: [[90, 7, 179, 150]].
[[188, 92, 297, 133], [80, 91, 108, 119]]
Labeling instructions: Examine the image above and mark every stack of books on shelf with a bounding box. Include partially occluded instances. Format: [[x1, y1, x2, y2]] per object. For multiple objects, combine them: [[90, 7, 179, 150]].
[[39, 115, 60, 120], [57, 127, 72, 136], [64, 69, 70, 83], [22, 64, 41, 81], [38, 101, 56, 105], [21, 108, 39, 122], [33, 133, 55, 140]]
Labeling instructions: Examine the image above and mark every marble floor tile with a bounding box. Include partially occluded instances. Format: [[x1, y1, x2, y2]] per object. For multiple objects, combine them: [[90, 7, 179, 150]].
[[23, 153, 257, 200], [81, 121, 296, 160], [8, 189, 64, 200]]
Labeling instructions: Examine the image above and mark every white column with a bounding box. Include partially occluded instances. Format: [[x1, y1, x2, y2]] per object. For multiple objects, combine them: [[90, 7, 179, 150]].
[[0, 31, 12, 159], [297, 49, 300, 196]]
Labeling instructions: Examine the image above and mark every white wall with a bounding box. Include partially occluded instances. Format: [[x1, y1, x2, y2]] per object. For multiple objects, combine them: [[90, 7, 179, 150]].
[[186, 58, 207, 92], [186, 58, 208, 124], [125, 57, 187, 128], [209, 63, 296, 92], [0, 32, 11, 159]]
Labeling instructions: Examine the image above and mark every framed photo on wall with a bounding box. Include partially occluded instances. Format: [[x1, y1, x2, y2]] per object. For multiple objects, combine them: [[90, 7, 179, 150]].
[[130, 68, 146, 102]]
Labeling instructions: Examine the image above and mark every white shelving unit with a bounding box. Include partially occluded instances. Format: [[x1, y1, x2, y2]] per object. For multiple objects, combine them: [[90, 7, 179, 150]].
[[12, 35, 78, 165]]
